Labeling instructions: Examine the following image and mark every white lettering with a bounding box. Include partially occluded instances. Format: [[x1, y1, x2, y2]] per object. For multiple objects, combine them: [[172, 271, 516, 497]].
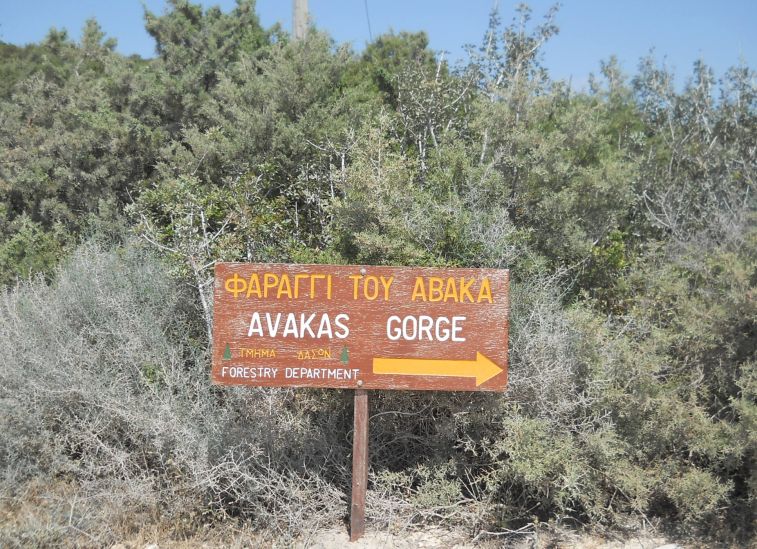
[[384, 315, 466, 342], [266, 312, 282, 337], [248, 312, 263, 337], [247, 312, 350, 340], [334, 314, 350, 339], [452, 316, 466, 342], [317, 313, 333, 339], [283, 313, 299, 338], [299, 313, 316, 338], [418, 315, 433, 340], [387, 315, 401, 340]]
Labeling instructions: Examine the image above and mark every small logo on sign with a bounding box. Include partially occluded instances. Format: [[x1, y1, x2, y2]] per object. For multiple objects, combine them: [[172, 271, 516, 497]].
[[223, 343, 232, 360]]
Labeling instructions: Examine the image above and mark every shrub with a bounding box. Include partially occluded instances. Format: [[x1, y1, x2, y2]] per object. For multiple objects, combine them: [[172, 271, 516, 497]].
[[0, 240, 351, 545]]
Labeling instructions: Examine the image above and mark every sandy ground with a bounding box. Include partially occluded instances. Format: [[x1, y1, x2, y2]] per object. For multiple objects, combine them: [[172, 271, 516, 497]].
[[111, 527, 683, 549], [293, 528, 680, 549], [294, 527, 480, 548]]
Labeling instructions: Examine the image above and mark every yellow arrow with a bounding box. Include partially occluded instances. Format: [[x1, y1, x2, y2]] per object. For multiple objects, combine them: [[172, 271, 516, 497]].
[[373, 352, 503, 387]]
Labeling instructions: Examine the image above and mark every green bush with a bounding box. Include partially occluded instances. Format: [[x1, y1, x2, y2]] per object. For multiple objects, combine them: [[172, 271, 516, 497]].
[[0, 0, 754, 544]]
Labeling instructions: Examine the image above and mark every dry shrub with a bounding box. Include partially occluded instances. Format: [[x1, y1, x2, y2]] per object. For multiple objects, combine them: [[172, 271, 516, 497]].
[[0, 241, 351, 545], [1, 237, 749, 545], [360, 271, 593, 536]]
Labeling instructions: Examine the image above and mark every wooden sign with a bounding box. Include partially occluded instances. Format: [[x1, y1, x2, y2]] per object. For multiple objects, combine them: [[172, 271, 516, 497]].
[[211, 263, 509, 392]]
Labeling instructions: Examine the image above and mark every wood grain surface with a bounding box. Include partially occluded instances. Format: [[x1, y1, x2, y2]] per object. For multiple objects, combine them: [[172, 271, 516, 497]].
[[211, 263, 509, 392]]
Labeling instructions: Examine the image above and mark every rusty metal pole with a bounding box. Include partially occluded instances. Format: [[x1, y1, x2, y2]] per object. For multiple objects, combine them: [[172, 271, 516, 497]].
[[350, 388, 369, 541]]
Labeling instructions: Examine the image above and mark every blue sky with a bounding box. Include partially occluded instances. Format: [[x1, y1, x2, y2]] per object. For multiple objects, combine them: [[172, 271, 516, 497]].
[[1, 1, 755, 89]]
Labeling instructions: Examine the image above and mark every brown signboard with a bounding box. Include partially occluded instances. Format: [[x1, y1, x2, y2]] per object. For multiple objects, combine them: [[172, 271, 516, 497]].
[[211, 263, 509, 391]]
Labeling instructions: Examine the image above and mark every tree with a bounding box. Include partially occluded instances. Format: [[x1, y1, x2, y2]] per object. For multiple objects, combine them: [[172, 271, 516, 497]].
[[143, 0, 269, 129], [0, 20, 157, 283]]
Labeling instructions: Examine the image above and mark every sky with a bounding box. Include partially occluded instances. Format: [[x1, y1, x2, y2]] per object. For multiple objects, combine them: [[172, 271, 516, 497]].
[[1, 0, 755, 89]]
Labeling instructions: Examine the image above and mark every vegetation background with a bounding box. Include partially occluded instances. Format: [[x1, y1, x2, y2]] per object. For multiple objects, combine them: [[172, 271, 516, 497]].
[[0, 0, 754, 546]]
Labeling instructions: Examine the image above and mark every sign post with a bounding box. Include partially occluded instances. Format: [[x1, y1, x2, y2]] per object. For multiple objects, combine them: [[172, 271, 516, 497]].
[[211, 263, 509, 540], [350, 388, 369, 541]]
